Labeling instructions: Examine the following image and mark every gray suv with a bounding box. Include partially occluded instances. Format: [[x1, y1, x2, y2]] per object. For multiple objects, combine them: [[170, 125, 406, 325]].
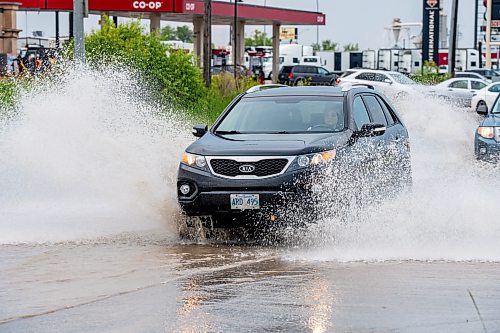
[[177, 85, 412, 230]]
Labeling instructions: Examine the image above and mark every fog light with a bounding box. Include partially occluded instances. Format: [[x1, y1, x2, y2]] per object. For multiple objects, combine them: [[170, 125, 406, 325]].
[[480, 148, 487, 155], [298, 155, 310, 167], [180, 184, 191, 195]]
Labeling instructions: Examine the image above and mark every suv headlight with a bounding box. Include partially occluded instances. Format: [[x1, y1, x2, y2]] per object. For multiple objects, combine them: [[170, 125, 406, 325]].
[[293, 150, 336, 169], [181, 152, 209, 171], [478, 126, 495, 139]]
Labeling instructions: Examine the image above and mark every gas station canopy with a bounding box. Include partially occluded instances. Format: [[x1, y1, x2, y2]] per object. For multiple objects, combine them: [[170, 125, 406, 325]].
[[18, 0, 326, 26]]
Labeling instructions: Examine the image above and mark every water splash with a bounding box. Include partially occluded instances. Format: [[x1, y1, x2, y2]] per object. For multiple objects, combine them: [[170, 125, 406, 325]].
[[0, 67, 192, 243], [294, 95, 500, 262]]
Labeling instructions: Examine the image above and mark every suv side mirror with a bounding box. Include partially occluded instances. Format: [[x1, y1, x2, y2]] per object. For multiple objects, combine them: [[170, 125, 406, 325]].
[[384, 79, 393, 84], [356, 123, 386, 137], [192, 124, 208, 137], [476, 104, 488, 115]]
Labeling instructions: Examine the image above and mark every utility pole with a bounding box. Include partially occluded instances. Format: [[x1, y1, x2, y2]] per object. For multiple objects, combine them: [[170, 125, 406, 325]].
[[55, 11, 60, 49], [233, 0, 238, 79], [203, 0, 212, 87], [448, 0, 458, 76], [487, 0, 493, 68], [316, 0, 319, 46], [73, 0, 87, 64]]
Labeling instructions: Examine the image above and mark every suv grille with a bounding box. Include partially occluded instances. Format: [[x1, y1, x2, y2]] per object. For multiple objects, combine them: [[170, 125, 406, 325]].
[[210, 159, 289, 177]]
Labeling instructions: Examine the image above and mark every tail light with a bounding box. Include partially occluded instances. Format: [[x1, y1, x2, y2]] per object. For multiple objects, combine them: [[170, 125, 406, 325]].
[[288, 72, 293, 79], [336, 78, 341, 85]]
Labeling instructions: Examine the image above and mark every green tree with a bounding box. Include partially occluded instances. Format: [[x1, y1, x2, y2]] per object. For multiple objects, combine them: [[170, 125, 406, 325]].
[[245, 30, 272, 47], [321, 40, 337, 51], [159, 25, 177, 41], [311, 43, 321, 52], [343, 43, 359, 52], [312, 40, 338, 52], [176, 25, 194, 43], [83, 17, 206, 109]]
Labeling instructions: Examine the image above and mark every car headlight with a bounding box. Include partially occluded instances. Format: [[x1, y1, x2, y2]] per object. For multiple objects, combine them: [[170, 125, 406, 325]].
[[478, 126, 495, 139], [181, 152, 209, 171], [295, 150, 336, 168]]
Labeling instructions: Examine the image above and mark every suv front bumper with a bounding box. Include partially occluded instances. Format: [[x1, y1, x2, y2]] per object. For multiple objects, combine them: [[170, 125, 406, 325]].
[[475, 136, 500, 161], [177, 163, 315, 217]]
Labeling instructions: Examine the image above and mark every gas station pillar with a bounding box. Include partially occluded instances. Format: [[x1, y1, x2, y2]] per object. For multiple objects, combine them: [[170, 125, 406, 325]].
[[0, 2, 21, 55], [272, 23, 280, 83], [236, 20, 245, 67], [193, 16, 204, 67], [150, 13, 161, 34]]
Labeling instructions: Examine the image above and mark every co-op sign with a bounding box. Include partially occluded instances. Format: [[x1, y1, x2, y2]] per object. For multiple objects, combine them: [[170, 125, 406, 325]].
[[132, 1, 163, 10]]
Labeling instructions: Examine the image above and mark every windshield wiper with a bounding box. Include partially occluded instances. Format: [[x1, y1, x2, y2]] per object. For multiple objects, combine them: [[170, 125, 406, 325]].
[[214, 130, 243, 135]]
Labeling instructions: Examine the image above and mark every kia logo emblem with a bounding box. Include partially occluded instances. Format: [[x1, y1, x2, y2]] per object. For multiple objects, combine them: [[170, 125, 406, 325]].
[[239, 165, 255, 173], [427, 0, 438, 7]]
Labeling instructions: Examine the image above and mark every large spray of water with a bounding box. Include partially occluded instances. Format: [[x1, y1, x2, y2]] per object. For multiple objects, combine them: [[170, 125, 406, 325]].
[[1, 68, 499, 261], [296, 96, 500, 262], [0, 68, 191, 243]]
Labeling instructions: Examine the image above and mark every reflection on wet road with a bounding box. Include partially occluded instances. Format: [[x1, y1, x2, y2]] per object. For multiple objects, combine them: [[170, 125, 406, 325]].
[[1, 236, 500, 333]]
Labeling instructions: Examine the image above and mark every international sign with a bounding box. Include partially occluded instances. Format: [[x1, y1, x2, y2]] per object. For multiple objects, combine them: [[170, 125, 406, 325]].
[[280, 27, 298, 41], [422, 0, 440, 65]]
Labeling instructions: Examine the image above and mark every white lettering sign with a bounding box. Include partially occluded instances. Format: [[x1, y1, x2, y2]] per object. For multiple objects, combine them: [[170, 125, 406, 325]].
[[185, 2, 195, 11], [132, 1, 162, 10]]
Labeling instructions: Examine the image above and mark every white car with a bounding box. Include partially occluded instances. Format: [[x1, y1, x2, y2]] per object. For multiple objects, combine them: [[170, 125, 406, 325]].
[[429, 78, 488, 107], [455, 72, 491, 83], [470, 82, 500, 112], [336, 69, 423, 99]]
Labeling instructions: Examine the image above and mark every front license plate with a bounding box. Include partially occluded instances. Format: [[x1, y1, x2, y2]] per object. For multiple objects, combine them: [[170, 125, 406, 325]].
[[230, 194, 260, 210]]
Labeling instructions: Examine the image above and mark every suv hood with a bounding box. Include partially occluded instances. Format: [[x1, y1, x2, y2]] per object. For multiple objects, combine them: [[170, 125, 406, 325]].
[[186, 132, 350, 156], [480, 114, 500, 126]]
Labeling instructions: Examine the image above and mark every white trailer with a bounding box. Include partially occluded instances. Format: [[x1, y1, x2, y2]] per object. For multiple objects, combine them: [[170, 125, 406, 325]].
[[317, 51, 335, 72], [362, 50, 377, 69]]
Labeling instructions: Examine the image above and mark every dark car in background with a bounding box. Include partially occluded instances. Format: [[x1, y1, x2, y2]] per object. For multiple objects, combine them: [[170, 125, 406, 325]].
[[475, 94, 500, 161], [177, 85, 411, 231], [278, 65, 338, 86], [466, 69, 500, 81], [212, 65, 250, 76]]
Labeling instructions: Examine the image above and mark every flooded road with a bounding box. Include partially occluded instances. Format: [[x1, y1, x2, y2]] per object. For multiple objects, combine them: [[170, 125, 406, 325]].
[[1, 235, 500, 332], [2, 70, 500, 332]]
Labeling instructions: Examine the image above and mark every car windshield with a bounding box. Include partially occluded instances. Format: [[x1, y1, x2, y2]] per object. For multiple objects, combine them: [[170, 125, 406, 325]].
[[390, 73, 417, 85], [491, 97, 500, 114], [215, 96, 345, 133]]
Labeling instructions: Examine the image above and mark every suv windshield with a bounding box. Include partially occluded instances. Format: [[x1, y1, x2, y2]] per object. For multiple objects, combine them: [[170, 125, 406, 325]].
[[390, 73, 417, 85], [215, 96, 345, 133], [491, 97, 500, 114]]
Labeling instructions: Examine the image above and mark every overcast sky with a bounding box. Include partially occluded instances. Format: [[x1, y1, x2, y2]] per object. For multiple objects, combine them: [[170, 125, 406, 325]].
[[17, 0, 477, 50]]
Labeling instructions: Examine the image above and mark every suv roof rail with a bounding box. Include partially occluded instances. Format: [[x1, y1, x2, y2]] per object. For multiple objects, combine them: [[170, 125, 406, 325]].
[[341, 83, 375, 92], [246, 84, 288, 93]]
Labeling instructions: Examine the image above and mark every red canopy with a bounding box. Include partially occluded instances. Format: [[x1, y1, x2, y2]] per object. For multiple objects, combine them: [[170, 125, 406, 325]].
[[17, 0, 326, 26]]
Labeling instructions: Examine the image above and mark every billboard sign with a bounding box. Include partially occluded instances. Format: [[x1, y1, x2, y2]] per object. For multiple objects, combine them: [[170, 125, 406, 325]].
[[280, 27, 297, 41], [422, 0, 440, 65]]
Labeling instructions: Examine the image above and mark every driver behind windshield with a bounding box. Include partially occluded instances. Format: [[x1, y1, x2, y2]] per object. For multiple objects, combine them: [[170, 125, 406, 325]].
[[308, 103, 343, 131]]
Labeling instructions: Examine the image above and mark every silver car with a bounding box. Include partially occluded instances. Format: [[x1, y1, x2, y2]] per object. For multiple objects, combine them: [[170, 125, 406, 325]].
[[428, 78, 488, 107]]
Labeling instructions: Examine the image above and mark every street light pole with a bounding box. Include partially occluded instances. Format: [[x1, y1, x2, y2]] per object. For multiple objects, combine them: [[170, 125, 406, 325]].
[[448, 0, 459, 76], [486, 0, 493, 68], [203, 0, 212, 87], [234, 0, 238, 79], [316, 0, 319, 46]]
